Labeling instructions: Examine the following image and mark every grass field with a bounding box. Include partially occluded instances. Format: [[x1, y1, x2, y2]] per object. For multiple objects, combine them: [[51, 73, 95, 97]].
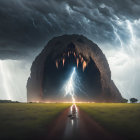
[[77, 103, 140, 140], [0, 103, 71, 140], [1, 103, 140, 140]]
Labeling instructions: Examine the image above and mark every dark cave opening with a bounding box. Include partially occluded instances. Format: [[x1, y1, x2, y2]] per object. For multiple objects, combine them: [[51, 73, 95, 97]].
[[43, 44, 102, 101]]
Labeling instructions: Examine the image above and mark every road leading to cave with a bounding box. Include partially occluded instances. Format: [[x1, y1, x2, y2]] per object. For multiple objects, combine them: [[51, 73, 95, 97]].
[[46, 104, 122, 140]]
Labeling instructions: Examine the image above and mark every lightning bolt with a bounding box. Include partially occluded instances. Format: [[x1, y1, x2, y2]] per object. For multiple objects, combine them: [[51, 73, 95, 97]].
[[0, 61, 11, 100], [126, 20, 135, 43], [112, 25, 123, 47], [64, 67, 76, 103]]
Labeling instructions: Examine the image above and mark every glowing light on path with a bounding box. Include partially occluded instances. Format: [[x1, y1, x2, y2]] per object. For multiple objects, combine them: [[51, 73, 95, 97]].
[[64, 67, 76, 103]]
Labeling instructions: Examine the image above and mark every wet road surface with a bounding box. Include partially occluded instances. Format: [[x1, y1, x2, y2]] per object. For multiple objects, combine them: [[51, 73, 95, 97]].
[[46, 104, 123, 140]]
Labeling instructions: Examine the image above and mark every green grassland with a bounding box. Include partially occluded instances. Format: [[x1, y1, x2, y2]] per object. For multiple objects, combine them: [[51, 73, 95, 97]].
[[78, 103, 140, 140], [0, 103, 71, 140]]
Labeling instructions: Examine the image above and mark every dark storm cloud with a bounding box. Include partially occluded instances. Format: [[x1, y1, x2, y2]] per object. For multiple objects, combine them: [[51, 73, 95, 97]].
[[0, 0, 140, 59]]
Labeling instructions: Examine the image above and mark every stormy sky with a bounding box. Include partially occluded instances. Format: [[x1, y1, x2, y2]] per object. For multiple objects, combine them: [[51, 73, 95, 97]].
[[0, 0, 140, 102]]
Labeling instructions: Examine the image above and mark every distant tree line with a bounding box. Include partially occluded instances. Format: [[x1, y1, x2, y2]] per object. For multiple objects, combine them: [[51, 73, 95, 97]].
[[121, 98, 138, 103], [0, 100, 19, 103], [130, 98, 138, 103]]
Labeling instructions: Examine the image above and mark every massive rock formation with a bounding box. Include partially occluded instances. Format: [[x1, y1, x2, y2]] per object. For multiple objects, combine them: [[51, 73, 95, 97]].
[[27, 34, 123, 102]]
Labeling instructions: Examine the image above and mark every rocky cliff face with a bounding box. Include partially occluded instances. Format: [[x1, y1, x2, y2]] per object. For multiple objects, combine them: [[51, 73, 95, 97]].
[[27, 34, 123, 102]]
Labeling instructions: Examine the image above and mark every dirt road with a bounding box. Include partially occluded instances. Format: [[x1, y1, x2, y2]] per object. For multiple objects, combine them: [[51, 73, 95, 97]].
[[46, 104, 123, 140]]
